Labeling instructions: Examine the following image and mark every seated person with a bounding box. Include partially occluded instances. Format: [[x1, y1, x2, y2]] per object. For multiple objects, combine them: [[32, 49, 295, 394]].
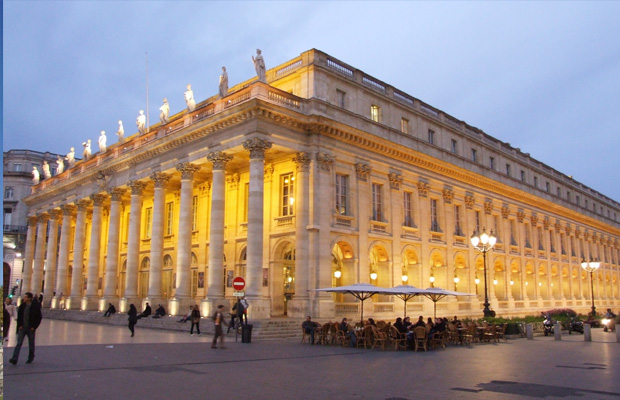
[[178, 306, 193, 323], [302, 316, 320, 345], [152, 304, 166, 318], [366, 318, 377, 326], [103, 303, 116, 317], [403, 316, 412, 330], [138, 302, 152, 319], [451, 315, 461, 327], [339, 317, 357, 347], [394, 317, 407, 335], [426, 317, 435, 330], [412, 316, 426, 329]]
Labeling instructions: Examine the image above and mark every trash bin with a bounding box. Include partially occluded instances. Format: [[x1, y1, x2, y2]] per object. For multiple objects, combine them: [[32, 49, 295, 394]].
[[242, 324, 253, 343]]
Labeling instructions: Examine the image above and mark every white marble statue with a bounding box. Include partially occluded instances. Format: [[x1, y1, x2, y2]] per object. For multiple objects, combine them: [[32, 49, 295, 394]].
[[56, 155, 65, 175], [98, 131, 107, 153], [252, 49, 266, 83], [66, 147, 76, 168], [83, 139, 92, 160], [159, 98, 170, 124], [219, 66, 228, 97], [185, 84, 196, 112], [116, 120, 125, 143], [42, 161, 51, 179], [136, 110, 146, 134], [32, 166, 40, 184]]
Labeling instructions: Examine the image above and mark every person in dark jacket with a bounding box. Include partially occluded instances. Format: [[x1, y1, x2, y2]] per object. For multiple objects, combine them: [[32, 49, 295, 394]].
[[9, 292, 43, 365], [103, 303, 116, 317], [152, 304, 166, 318], [128, 304, 138, 337], [139, 302, 152, 318]]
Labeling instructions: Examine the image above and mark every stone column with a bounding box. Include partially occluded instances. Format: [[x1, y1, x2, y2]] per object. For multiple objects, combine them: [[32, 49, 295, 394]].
[[68, 199, 90, 310], [146, 173, 169, 307], [314, 153, 335, 318], [102, 188, 124, 308], [169, 163, 199, 316], [20, 216, 38, 298], [54, 204, 75, 309], [31, 213, 49, 296], [84, 194, 106, 310], [42, 210, 61, 307], [243, 138, 272, 319], [287, 152, 311, 317], [203, 152, 232, 313], [121, 180, 146, 312]]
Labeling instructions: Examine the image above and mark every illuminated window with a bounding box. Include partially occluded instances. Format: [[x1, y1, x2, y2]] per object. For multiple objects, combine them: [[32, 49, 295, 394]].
[[165, 202, 174, 235], [335, 174, 349, 215], [372, 183, 383, 221], [192, 195, 198, 231], [430, 199, 440, 232], [281, 173, 295, 216], [404, 191, 414, 227], [243, 183, 249, 222], [370, 105, 380, 122], [454, 205, 462, 236], [401, 118, 409, 134], [144, 207, 152, 239]]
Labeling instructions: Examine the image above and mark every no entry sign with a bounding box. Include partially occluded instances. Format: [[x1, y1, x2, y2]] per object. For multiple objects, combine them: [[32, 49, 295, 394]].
[[232, 277, 246, 291]]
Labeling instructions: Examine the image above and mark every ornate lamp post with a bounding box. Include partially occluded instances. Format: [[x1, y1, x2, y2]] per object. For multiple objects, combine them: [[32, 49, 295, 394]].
[[580, 257, 601, 316], [471, 228, 496, 318]]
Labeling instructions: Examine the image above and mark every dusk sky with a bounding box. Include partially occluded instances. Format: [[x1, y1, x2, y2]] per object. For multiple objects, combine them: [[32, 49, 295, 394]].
[[3, 1, 620, 202]]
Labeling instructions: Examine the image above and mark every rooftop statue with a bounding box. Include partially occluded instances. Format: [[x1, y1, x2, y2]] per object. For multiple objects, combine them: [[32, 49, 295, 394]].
[[116, 120, 125, 144], [66, 147, 76, 168], [56, 155, 65, 175], [83, 139, 92, 161], [159, 98, 170, 124], [98, 130, 107, 153], [32, 166, 40, 185], [252, 49, 266, 83], [185, 84, 196, 112], [219, 66, 228, 97], [136, 110, 146, 134], [42, 161, 51, 179]]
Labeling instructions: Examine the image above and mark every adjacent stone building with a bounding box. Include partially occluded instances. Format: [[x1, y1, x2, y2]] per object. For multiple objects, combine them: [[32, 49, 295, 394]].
[[20, 49, 620, 319]]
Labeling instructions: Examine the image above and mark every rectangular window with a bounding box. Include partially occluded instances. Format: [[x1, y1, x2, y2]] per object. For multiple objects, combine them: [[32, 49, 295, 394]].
[[533, 176, 538, 187], [243, 183, 250, 222], [570, 237, 575, 257], [428, 129, 435, 144], [165, 202, 174, 235], [566, 191, 571, 202], [281, 173, 295, 216], [192, 195, 198, 231], [557, 187, 561, 197], [144, 207, 152, 239], [560, 233, 566, 255], [3, 209, 13, 227], [525, 224, 531, 248], [451, 139, 458, 154], [520, 170, 526, 182], [493, 215, 501, 242], [489, 157, 495, 170], [510, 220, 517, 246], [430, 199, 440, 232], [546, 182, 550, 192], [50, 167, 57, 176], [335, 174, 349, 215], [506, 164, 511, 176], [370, 105, 380, 122], [403, 191, 414, 227], [401, 118, 409, 134], [336, 89, 346, 108], [454, 205, 462, 236], [576, 195, 580, 206], [372, 183, 383, 221], [471, 149, 477, 163], [475, 211, 481, 233], [4, 187, 14, 199], [549, 230, 556, 253], [537, 227, 544, 251], [13, 163, 22, 172]]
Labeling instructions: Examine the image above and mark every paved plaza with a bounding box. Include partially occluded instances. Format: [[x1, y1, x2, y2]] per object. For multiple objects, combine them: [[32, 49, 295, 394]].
[[3, 319, 619, 400]]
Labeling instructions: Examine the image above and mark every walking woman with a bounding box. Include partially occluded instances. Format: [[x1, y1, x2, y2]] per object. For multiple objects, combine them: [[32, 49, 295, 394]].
[[128, 304, 138, 337], [190, 305, 201, 336]]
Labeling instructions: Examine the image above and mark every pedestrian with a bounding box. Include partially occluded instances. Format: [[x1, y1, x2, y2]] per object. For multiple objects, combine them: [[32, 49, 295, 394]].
[[190, 305, 201, 336], [211, 305, 228, 349], [9, 292, 43, 365], [240, 296, 249, 324], [3, 297, 18, 345], [128, 304, 138, 337]]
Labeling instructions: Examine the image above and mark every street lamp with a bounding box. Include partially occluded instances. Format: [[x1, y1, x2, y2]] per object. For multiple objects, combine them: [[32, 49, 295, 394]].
[[580, 257, 601, 316], [471, 228, 496, 318]]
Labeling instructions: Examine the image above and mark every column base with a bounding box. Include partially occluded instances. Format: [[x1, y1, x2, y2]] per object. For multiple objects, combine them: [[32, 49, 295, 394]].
[[119, 297, 140, 313], [168, 297, 198, 317], [244, 298, 271, 320], [82, 296, 100, 311], [200, 298, 231, 320], [507, 297, 515, 310], [66, 296, 83, 310], [287, 298, 311, 319]]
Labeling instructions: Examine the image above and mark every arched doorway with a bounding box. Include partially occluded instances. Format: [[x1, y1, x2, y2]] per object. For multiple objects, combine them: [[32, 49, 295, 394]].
[[271, 241, 295, 317]]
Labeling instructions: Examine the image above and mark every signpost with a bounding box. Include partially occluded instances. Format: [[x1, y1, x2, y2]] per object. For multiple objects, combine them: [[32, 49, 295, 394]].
[[232, 277, 245, 296]]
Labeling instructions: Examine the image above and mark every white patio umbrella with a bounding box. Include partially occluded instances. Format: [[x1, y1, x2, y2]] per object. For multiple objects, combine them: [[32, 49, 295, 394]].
[[314, 283, 390, 324], [423, 287, 476, 319], [384, 285, 428, 317]]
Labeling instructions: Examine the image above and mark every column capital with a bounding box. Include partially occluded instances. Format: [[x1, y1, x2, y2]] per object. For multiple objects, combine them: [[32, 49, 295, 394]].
[[316, 152, 334, 172], [90, 193, 107, 206], [206, 151, 233, 170], [355, 163, 372, 182], [77, 199, 91, 211], [227, 173, 241, 190], [441, 188, 454, 203], [517, 209, 526, 223], [501, 205, 510, 219], [109, 187, 126, 201], [37, 212, 50, 223], [389, 173, 404, 190], [150, 172, 170, 188], [27, 215, 38, 226], [61, 204, 77, 215], [292, 152, 311, 171], [484, 200, 494, 215], [128, 180, 147, 195], [243, 137, 272, 160], [175, 162, 200, 180], [464, 194, 475, 209], [49, 209, 63, 220], [417, 181, 431, 198]]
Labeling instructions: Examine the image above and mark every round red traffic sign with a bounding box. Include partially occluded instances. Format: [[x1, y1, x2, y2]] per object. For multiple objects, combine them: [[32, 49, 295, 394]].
[[232, 277, 246, 291]]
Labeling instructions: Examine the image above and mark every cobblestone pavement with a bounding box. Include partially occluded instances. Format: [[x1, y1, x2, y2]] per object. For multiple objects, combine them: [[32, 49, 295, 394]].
[[3, 320, 619, 400]]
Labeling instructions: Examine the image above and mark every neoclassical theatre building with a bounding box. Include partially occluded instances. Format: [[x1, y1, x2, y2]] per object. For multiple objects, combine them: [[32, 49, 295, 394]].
[[22, 49, 620, 319]]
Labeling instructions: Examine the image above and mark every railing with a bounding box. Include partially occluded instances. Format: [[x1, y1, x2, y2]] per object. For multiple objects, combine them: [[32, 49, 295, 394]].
[[335, 303, 359, 316], [335, 216, 353, 227], [373, 303, 394, 313], [275, 58, 302, 77], [362, 76, 386, 93], [268, 90, 300, 109], [326, 58, 354, 77], [393, 90, 414, 106], [276, 216, 294, 226], [3, 225, 28, 233]]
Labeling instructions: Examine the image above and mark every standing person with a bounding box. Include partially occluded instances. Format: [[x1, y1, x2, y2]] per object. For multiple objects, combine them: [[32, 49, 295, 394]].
[[190, 305, 201, 336], [211, 305, 228, 349], [127, 304, 138, 337], [9, 292, 42, 365], [240, 296, 249, 324], [4, 297, 18, 345], [228, 299, 243, 333]]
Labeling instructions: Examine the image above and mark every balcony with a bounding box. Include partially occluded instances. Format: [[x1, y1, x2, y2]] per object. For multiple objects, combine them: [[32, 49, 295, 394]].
[[3, 225, 28, 234]]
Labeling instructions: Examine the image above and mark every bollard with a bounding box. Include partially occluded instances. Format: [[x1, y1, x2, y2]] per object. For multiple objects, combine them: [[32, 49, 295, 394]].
[[584, 324, 592, 342], [554, 322, 562, 341], [526, 323, 533, 340]]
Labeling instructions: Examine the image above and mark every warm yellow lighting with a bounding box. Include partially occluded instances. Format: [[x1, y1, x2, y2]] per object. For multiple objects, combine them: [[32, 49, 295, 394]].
[[453, 277, 459, 284], [525, 281, 529, 286], [402, 275, 408, 282], [287, 276, 293, 283], [475, 278, 480, 285], [510, 280, 514, 285], [538, 282, 542, 287], [334, 270, 342, 279], [493, 279, 498, 285], [429, 276, 435, 283], [289, 197, 295, 205], [370, 272, 378, 280]]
